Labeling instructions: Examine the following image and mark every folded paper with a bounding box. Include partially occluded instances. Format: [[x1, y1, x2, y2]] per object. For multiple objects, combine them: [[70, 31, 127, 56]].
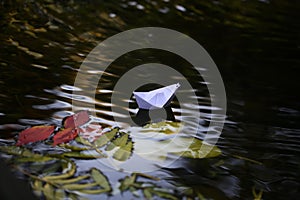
[[133, 83, 180, 110]]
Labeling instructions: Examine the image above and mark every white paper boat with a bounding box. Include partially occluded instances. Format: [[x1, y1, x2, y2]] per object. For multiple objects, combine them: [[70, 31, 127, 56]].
[[133, 83, 180, 110]]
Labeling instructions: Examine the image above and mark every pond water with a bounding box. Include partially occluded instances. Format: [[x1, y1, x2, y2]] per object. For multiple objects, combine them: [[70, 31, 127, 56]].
[[0, 0, 299, 199]]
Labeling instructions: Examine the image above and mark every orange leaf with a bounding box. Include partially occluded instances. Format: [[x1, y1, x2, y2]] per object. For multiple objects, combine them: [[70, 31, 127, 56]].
[[63, 111, 90, 129], [16, 125, 55, 146], [53, 128, 78, 146]]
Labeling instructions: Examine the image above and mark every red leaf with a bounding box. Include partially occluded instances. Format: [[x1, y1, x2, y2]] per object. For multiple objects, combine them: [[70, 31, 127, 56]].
[[63, 111, 90, 129], [53, 128, 78, 146], [16, 125, 55, 146]]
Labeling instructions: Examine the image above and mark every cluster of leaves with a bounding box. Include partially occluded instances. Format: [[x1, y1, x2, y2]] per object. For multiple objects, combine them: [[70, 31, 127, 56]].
[[0, 145, 111, 199], [16, 111, 90, 146], [75, 127, 134, 162], [119, 173, 179, 200], [0, 111, 224, 199]]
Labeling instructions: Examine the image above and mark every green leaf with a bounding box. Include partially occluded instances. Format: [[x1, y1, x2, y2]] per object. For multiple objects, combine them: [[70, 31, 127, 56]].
[[43, 160, 76, 181], [32, 179, 43, 197], [59, 143, 91, 151], [106, 132, 130, 151], [168, 137, 221, 159], [78, 189, 109, 194], [51, 174, 90, 184], [94, 128, 118, 147], [112, 133, 128, 147], [75, 136, 93, 146], [62, 182, 98, 190], [119, 174, 136, 191], [113, 141, 133, 161], [43, 183, 55, 200], [61, 151, 103, 159], [14, 156, 55, 163], [151, 188, 178, 200], [54, 189, 66, 199], [91, 168, 111, 191], [143, 188, 153, 199]]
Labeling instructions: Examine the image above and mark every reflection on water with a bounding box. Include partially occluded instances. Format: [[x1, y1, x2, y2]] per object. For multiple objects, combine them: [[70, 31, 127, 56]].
[[0, 0, 299, 199]]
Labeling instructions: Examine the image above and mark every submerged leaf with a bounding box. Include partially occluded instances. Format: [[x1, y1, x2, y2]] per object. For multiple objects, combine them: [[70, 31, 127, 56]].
[[16, 125, 55, 146], [63, 111, 90, 129], [53, 128, 78, 146]]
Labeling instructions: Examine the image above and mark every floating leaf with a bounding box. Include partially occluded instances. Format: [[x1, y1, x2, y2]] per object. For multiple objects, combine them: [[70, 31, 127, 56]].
[[58, 143, 91, 151], [62, 182, 98, 190], [63, 111, 90, 129], [61, 151, 103, 159], [105, 132, 129, 151], [142, 121, 181, 134], [167, 137, 221, 159], [43, 183, 55, 200], [113, 141, 133, 161], [53, 128, 78, 146], [151, 188, 178, 200], [54, 189, 66, 199], [51, 175, 90, 185], [119, 174, 136, 191], [91, 168, 111, 191], [112, 133, 128, 147], [16, 125, 55, 146], [32, 180, 43, 197], [94, 128, 118, 147], [43, 160, 76, 181], [75, 136, 93, 146], [143, 188, 153, 199]]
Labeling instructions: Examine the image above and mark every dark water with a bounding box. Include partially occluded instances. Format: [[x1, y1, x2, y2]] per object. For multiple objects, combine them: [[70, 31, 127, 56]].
[[0, 0, 300, 199]]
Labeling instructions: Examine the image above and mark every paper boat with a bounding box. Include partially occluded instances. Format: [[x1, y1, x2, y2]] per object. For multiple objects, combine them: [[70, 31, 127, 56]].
[[133, 83, 180, 110]]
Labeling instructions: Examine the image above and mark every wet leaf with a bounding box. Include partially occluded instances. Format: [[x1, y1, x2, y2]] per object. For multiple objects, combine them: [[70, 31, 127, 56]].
[[143, 188, 153, 199], [43, 183, 55, 200], [53, 128, 78, 146], [62, 182, 98, 190], [94, 128, 118, 147], [61, 151, 103, 159], [52, 175, 89, 185], [151, 188, 178, 200], [119, 174, 136, 191], [75, 136, 93, 146], [142, 121, 181, 134], [91, 168, 111, 191], [78, 189, 108, 194], [32, 180, 43, 197], [16, 125, 55, 146], [14, 155, 55, 163], [63, 111, 90, 129], [113, 141, 133, 161], [105, 132, 129, 151], [54, 189, 66, 199], [58, 143, 91, 151], [112, 133, 128, 147], [168, 137, 221, 159], [43, 160, 76, 181]]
